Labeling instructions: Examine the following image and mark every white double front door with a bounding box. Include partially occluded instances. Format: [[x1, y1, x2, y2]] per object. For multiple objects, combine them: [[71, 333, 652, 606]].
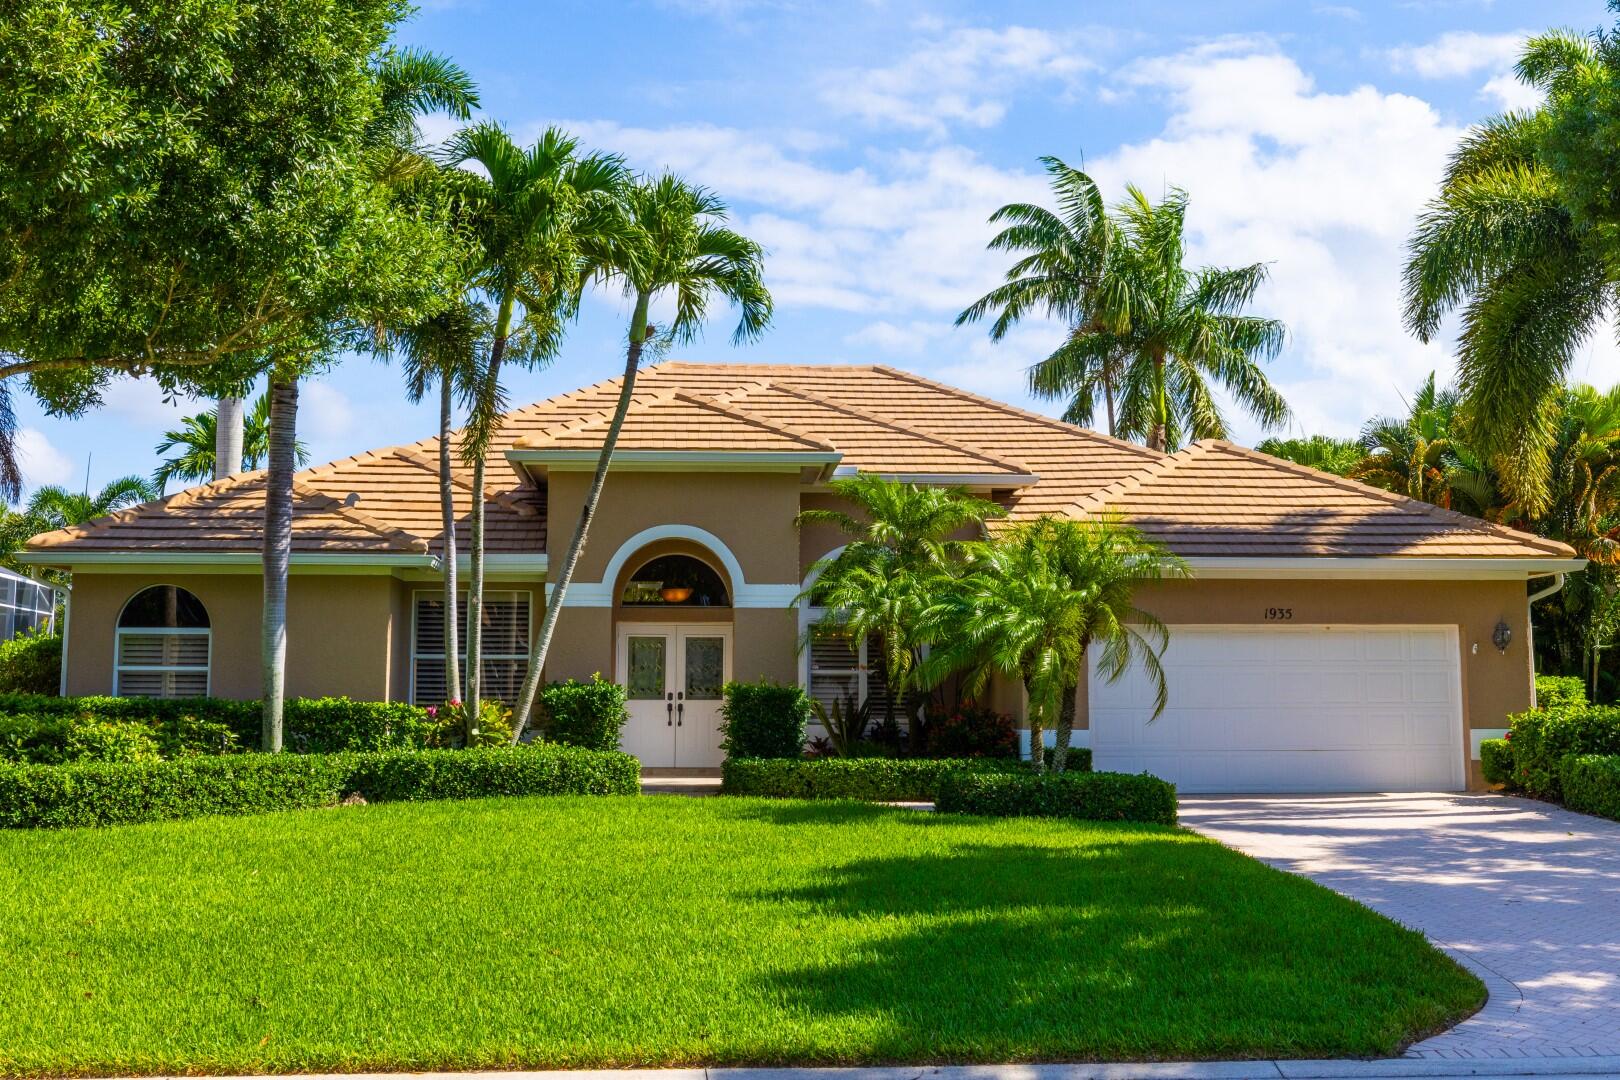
[[614, 623, 731, 768]]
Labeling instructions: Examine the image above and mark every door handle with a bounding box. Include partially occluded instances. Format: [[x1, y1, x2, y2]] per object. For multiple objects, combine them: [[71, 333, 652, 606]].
[[676, 697, 684, 726], [666, 691, 674, 727]]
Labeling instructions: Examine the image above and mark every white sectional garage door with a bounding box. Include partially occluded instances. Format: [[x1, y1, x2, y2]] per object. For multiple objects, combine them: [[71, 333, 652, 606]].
[[1088, 626, 1465, 793]]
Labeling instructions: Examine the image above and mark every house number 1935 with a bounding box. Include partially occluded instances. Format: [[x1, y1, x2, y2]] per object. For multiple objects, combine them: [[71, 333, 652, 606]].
[[1264, 607, 1294, 621]]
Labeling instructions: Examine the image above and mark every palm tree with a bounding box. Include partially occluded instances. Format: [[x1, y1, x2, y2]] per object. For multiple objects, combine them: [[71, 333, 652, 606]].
[[923, 515, 1182, 772], [380, 297, 489, 715], [259, 49, 478, 753], [957, 157, 1125, 434], [442, 124, 625, 721], [511, 174, 772, 738], [23, 476, 158, 531], [1103, 187, 1290, 451], [1401, 28, 1614, 513], [1350, 374, 1468, 508], [1255, 435, 1363, 476], [795, 475, 1006, 742], [152, 394, 303, 490]]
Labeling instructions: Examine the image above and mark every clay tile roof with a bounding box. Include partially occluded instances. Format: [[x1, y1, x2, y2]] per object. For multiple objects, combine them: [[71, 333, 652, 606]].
[[22, 361, 1573, 564], [1073, 441, 1576, 559], [512, 388, 838, 454]]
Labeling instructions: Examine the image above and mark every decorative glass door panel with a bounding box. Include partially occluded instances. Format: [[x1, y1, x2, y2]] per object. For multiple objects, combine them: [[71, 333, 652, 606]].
[[615, 624, 731, 768]]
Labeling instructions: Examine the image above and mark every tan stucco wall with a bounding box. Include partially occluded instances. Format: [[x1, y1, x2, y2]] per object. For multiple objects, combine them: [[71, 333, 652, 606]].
[[66, 572, 397, 700], [549, 470, 801, 588]]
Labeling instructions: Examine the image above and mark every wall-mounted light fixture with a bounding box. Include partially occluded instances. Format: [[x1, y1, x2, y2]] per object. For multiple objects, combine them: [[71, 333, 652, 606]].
[[1493, 619, 1513, 654]]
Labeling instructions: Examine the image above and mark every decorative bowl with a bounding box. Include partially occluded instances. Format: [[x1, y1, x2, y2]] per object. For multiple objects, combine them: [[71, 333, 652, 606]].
[[660, 586, 694, 603]]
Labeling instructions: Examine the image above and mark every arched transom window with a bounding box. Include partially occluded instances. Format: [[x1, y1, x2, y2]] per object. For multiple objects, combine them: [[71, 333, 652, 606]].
[[116, 585, 210, 698], [620, 554, 730, 607]]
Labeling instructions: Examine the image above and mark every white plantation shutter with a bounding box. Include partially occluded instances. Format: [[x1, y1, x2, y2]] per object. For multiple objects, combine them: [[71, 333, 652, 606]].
[[804, 617, 889, 713], [115, 585, 210, 698], [412, 592, 531, 706]]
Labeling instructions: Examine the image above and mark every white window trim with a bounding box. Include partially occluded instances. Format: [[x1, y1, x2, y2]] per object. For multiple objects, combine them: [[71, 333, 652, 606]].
[[113, 626, 212, 698], [409, 589, 534, 706], [800, 604, 889, 709]]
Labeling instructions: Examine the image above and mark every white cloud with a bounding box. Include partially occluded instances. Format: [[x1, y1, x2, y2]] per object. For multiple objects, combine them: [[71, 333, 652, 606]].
[[1386, 30, 1526, 79], [1480, 70, 1543, 112], [1079, 38, 1469, 441], [818, 26, 1098, 138], [15, 428, 75, 496], [844, 320, 951, 356], [101, 376, 200, 427]]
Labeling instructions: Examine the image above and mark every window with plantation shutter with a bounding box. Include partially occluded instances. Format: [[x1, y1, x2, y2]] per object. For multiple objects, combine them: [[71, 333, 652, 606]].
[[803, 614, 890, 713], [115, 585, 210, 698], [412, 591, 531, 706]]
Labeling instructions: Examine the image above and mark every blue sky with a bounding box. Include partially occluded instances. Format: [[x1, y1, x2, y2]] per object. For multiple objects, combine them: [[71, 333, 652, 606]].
[[17, 0, 1616, 499]]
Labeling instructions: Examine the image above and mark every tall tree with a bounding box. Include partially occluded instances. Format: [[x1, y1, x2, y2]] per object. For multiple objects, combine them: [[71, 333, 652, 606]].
[[1104, 187, 1290, 451], [442, 124, 625, 721], [0, 1, 461, 499], [1401, 17, 1620, 513], [152, 394, 305, 490], [256, 46, 477, 752], [957, 157, 1126, 434], [380, 298, 489, 715], [796, 476, 1006, 742], [511, 174, 772, 738]]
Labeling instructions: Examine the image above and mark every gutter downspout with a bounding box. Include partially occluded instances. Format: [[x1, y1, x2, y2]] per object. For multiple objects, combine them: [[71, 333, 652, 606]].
[[1526, 572, 1567, 708]]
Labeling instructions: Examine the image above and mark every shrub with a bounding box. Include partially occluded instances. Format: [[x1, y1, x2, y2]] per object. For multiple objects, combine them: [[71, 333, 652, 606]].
[[535, 675, 627, 751], [0, 695, 439, 760], [1505, 706, 1620, 799], [1480, 738, 1514, 787], [720, 680, 808, 760], [924, 703, 1019, 758], [0, 743, 641, 829], [936, 769, 1178, 824], [1561, 754, 1620, 822], [721, 756, 1024, 801], [346, 743, 640, 802], [0, 629, 61, 695], [63, 719, 161, 764], [1535, 675, 1586, 710]]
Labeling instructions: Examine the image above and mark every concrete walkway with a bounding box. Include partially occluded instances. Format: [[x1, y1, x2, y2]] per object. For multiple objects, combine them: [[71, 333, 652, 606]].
[[1180, 794, 1620, 1063]]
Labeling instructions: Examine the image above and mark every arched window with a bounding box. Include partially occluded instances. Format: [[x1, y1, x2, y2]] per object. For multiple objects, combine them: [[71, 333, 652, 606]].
[[620, 554, 730, 607], [115, 585, 210, 697]]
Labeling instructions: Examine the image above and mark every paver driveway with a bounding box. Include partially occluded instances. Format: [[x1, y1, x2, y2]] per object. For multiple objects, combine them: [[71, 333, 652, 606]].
[[1180, 793, 1620, 1061]]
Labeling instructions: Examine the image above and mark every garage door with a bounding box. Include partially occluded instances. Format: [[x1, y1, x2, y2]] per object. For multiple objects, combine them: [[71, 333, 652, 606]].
[[1088, 626, 1465, 793]]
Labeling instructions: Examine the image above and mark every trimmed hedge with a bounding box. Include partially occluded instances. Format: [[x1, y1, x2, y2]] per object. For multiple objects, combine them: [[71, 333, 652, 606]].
[[1504, 706, 1620, 799], [0, 743, 640, 829], [1535, 674, 1586, 710], [719, 680, 808, 760], [1561, 754, 1620, 822], [721, 756, 1026, 801], [0, 629, 61, 695], [936, 769, 1178, 825], [1480, 738, 1514, 787], [535, 675, 627, 751], [0, 695, 443, 762]]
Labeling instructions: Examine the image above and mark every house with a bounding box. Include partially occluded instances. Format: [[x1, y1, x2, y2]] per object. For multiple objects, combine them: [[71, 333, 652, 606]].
[[19, 362, 1582, 792]]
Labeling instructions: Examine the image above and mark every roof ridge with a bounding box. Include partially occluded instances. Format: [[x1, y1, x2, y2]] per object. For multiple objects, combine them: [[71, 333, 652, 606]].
[[1068, 442, 1215, 518], [289, 480, 429, 553], [866, 365, 1166, 461], [746, 380, 1034, 474], [666, 389, 839, 452], [1202, 441, 1577, 557]]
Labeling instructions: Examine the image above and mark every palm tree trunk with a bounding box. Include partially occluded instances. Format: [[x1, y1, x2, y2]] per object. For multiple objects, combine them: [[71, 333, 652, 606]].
[[261, 375, 298, 753], [465, 292, 516, 725], [215, 396, 245, 479], [1102, 368, 1117, 439], [439, 374, 462, 711], [1025, 677, 1045, 774], [1052, 680, 1077, 773], [512, 290, 652, 741], [1149, 348, 1168, 452]]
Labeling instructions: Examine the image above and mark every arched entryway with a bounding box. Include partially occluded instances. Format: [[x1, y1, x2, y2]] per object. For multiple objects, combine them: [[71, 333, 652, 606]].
[[611, 540, 733, 769]]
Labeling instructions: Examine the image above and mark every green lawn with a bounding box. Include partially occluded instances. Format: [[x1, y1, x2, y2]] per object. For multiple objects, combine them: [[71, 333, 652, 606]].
[[0, 796, 1481, 1075]]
